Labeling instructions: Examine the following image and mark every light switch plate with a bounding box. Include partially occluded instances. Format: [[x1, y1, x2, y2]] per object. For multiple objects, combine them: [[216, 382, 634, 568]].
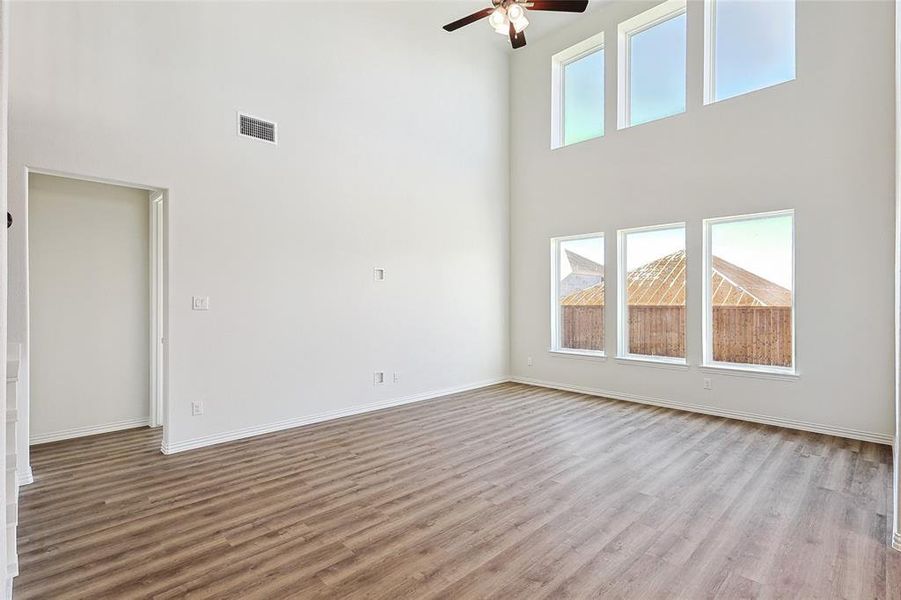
[[192, 296, 210, 311]]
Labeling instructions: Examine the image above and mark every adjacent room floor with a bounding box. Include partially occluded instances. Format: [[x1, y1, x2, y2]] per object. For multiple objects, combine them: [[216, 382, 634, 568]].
[[14, 383, 901, 599]]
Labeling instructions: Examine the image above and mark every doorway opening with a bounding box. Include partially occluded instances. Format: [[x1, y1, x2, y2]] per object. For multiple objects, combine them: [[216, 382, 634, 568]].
[[23, 169, 168, 475]]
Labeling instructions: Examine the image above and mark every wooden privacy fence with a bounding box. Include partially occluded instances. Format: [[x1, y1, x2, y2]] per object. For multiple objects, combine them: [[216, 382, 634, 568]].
[[628, 306, 686, 359], [561, 305, 792, 367], [560, 306, 605, 352], [711, 306, 792, 367]]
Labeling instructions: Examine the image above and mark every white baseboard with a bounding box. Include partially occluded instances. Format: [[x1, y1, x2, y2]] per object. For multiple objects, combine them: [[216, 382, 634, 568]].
[[30, 417, 150, 445], [16, 467, 33, 487], [511, 376, 893, 446], [160, 377, 509, 455]]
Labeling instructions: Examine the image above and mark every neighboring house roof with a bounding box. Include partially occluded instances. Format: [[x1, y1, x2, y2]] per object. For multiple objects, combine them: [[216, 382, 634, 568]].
[[561, 250, 791, 307], [559, 250, 604, 298], [565, 249, 604, 276]]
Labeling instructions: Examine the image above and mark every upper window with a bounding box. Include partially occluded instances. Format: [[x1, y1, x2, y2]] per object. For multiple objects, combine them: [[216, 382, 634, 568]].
[[618, 0, 687, 129], [703, 211, 795, 372], [705, 0, 796, 104], [617, 223, 686, 362], [552, 32, 605, 149], [551, 234, 605, 355]]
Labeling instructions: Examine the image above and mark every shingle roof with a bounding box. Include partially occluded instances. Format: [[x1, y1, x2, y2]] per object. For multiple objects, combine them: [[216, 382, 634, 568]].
[[560, 250, 791, 307]]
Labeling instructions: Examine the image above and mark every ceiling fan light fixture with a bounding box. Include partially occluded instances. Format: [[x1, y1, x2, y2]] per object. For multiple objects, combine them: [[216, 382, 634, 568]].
[[506, 2, 525, 21], [511, 14, 529, 33], [443, 0, 587, 49], [488, 7, 507, 30]]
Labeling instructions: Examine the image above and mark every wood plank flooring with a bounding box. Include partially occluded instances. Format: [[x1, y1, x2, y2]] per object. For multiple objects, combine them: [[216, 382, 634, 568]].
[[13, 383, 901, 599]]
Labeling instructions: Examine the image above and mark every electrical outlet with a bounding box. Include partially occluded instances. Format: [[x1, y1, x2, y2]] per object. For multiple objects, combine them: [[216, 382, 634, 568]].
[[527, 356, 533, 367], [191, 400, 204, 416], [393, 372, 399, 383], [192, 296, 210, 311], [373, 268, 386, 282], [703, 378, 712, 391], [373, 371, 385, 385]]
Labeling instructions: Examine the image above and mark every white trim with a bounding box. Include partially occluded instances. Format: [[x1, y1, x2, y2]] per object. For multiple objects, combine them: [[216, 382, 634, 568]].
[[548, 348, 607, 361], [889, 0, 901, 545], [551, 31, 605, 150], [149, 192, 165, 428], [25, 166, 166, 193], [701, 209, 796, 373], [703, 0, 797, 105], [617, 0, 687, 129], [16, 467, 32, 487], [615, 355, 688, 370], [702, 0, 716, 105], [30, 417, 150, 445], [616, 222, 687, 361], [160, 377, 509, 455], [699, 364, 798, 381], [510, 376, 893, 446]]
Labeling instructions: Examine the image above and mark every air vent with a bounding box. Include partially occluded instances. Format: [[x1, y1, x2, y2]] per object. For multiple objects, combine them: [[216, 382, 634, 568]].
[[237, 113, 277, 144]]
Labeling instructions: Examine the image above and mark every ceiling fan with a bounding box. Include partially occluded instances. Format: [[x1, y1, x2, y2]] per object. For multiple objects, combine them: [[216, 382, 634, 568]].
[[443, 1, 589, 50]]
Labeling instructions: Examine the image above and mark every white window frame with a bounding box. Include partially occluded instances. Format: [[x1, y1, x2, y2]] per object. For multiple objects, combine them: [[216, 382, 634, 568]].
[[703, 0, 797, 105], [551, 32, 606, 150], [616, 222, 687, 365], [701, 209, 797, 376], [617, 0, 687, 130], [550, 232, 606, 358]]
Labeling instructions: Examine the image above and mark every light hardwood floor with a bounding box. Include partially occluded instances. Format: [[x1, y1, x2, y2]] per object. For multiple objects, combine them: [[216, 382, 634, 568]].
[[14, 383, 901, 599]]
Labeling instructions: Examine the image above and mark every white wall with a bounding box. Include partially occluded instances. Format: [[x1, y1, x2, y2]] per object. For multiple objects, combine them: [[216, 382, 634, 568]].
[[8, 1, 510, 452], [0, 0, 9, 592], [28, 173, 149, 441], [510, 0, 895, 441]]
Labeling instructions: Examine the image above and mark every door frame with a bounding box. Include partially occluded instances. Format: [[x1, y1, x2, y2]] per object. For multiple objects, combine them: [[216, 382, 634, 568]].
[[23, 167, 170, 452], [149, 191, 165, 428]]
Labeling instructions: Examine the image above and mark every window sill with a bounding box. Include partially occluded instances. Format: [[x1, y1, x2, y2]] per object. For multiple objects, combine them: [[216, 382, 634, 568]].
[[700, 364, 798, 381], [548, 349, 607, 361], [615, 355, 688, 370]]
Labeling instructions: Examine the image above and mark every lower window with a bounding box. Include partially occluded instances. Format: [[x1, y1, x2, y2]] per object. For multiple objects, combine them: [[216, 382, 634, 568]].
[[704, 210, 794, 371], [617, 223, 686, 361], [552, 234, 605, 354]]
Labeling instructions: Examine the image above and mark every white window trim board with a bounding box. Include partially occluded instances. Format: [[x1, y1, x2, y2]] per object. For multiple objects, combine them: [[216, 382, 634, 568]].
[[703, 0, 797, 105], [616, 221, 687, 361], [549, 231, 605, 356], [617, 0, 688, 130], [551, 31, 605, 150], [701, 209, 797, 376]]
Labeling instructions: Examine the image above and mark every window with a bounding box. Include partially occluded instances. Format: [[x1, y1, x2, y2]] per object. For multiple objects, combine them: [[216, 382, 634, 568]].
[[617, 223, 686, 362], [618, 0, 687, 129], [703, 211, 794, 373], [705, 0, 795, 104], [552, 32, 605, 149], [551, 234, 605, 355]]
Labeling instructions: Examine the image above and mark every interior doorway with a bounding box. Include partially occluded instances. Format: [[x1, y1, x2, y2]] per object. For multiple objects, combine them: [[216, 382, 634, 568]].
[[25, 171, 167, 454]]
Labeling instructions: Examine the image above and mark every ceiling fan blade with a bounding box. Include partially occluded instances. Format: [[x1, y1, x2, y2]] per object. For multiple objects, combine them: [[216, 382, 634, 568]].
[[526, 1, 589, 13], [509, 22, 526, 49], [443, 7, 495, 32]]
